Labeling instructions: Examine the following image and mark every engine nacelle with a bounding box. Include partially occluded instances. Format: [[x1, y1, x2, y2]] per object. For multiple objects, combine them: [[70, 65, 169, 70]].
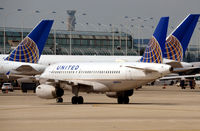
[[106, 89, 134, 98], [106, 92, 118, 98], [36, 84, 64, 99]]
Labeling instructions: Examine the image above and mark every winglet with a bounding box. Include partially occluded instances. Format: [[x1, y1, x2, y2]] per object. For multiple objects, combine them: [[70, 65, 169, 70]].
[[5, 20, 54, 63], [140, 17, 169, 63]]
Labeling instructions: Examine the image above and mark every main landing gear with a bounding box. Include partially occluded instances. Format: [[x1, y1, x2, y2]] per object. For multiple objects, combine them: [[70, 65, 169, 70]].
[[56, 97, 63, 103], [71, 86, 84, 104], [117, 96, 129, 104], [117, 89, 134, 104], [71, 96, 83, 104], [56, 88, 64, 103]]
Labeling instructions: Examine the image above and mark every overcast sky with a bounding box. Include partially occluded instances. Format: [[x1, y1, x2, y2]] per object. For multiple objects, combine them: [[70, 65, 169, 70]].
[[0, 0, 200, 38]]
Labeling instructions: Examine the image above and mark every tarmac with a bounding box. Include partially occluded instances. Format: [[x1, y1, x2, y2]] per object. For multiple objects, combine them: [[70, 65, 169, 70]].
[[1, 85, 200, 131]]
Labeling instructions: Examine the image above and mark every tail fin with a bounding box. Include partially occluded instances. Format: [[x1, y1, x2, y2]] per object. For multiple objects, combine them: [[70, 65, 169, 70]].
[[5, 20, 54, 63], [165, 14, 200, 61], [140, 17, 169, 63]]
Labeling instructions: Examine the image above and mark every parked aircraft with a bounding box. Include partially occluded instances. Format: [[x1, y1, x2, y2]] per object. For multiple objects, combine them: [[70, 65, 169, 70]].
[[35, 17, 172, 104]]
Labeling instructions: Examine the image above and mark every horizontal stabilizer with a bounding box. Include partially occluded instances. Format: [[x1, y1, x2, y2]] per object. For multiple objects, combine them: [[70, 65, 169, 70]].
[[125, 66, 158, 74]]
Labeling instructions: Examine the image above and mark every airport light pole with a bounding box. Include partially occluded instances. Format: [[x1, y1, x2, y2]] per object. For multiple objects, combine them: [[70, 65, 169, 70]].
[[17, 9, 41, 41], [0, 8, 20, 54], [130, 17, 153, 55], [17, 9, 24, 40], [52, 11, 57, 55], [130, 25, 135, 50], [0, 7, 6, 54], [111, 24, 115, 55], [124, 25, 134, 55], [0, 8, 41, 54], [125, 29, 128, 56], [124, 16, 131, 56], [119, 24, 123, 49], [67, 11, 86, 55]]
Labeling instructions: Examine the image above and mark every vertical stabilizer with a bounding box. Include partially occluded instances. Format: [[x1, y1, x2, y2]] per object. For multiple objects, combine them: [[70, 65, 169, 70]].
[[165, 14, 200, 61], [140, 17, 169, 63], [5, 20, 54, 63]]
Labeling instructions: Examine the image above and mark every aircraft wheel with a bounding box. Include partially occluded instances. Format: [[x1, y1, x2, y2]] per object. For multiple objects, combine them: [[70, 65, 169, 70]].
[[56, 97, 63, 103], [181, 86, 186, 89], [124, 96, 129, 104], [117, 96, 124, 104], [78, 96, 84, 104], [71, 96, 78, 104]]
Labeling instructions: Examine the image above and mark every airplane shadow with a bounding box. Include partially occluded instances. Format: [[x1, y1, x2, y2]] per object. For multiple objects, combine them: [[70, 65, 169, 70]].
[[48, 102, 178, 106]]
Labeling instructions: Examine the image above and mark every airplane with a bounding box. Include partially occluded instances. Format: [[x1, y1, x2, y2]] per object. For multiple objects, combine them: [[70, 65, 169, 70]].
[[0, 20, 53, 87], [35, 17, 173, 104]]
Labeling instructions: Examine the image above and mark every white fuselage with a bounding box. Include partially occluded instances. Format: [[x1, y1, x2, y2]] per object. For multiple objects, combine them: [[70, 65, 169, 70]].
[[41, 62, 171, 92], [0, 54, 192, 83]]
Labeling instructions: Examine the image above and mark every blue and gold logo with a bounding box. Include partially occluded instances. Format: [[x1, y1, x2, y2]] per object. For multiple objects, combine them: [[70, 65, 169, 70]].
[[5, 37, 40, 63], [140, 37, 162, 63], [165, 35, 183, 62]]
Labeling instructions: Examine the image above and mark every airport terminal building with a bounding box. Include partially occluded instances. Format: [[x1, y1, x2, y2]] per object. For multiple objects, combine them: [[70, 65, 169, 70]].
[[0, 27, 141, 56]]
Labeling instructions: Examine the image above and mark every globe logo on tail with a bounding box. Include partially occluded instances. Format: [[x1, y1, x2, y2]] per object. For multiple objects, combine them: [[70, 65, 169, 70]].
[[5, 37, 40, 63], [140, 36, 163, 63], [165, 35, 183, 62]]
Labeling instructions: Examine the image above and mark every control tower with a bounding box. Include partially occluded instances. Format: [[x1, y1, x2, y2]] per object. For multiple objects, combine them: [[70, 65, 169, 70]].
[[67, 10, 76, 31]]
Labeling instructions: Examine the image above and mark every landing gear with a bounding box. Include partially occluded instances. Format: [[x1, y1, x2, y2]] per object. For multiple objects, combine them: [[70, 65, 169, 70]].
[[71, 86, 84, 104], [56, 87, 64, 103], [117, 96, 129, 104], [71, 96, 84, 104], [56, 97, 63, 103], [117, 89, 133, 104]]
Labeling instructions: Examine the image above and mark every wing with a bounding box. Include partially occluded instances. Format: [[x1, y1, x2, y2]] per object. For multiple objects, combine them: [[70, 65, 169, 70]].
[[43, 78, 108, 92]]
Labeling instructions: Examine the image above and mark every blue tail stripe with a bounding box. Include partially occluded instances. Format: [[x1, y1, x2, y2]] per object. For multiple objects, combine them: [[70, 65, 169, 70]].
[[153, 17, 169, 56], [28, 20, 54, 56], [171, 14, 200, 54]]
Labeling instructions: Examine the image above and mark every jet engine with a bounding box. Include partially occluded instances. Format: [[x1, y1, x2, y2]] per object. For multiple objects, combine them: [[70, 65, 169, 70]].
[[36, 84, 64, 99], [106, 89, 134, 98]]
